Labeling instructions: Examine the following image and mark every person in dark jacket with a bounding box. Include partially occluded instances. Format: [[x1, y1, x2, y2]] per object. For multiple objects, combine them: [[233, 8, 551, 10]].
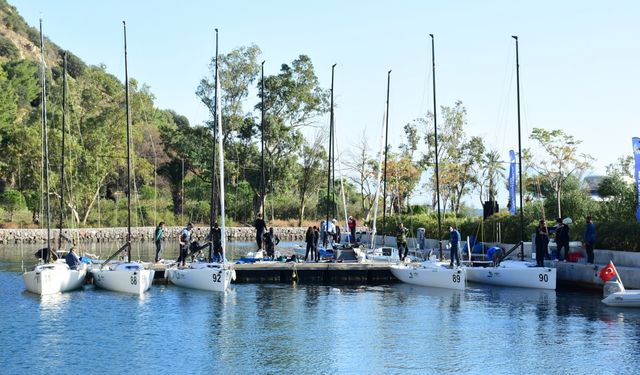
[[397, 223, 409, 261], [553, 218, 570, 261], [65, 248, 81, 269], [535, 220, 549, 267], [304, 226, 314, 262], [211, 222, 222, 262], [449, 226, 461, 267], [263, 227, 280, 259], [583, 216, 596, 264], [154, 222, 164, 262], [313, 226, 320, 262], [254, 213, 267, 251]]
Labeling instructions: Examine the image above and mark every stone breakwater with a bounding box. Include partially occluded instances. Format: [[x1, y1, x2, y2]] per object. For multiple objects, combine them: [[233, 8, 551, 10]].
[[0, 226, 310, 244]]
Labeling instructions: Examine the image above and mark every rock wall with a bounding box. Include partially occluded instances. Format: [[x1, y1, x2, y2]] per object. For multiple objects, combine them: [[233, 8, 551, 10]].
[[0, 226, 309, 244]]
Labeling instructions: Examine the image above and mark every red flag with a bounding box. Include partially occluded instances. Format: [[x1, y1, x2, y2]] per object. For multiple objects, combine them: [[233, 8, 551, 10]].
[[599, 261, 617, 282]]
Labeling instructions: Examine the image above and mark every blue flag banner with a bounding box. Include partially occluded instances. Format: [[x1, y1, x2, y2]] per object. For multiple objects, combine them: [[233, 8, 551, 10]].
[[633, 138, 640, 223], [508, 150, 517, 215]]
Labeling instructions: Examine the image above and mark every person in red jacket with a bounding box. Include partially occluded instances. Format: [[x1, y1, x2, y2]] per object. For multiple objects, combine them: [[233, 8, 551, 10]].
[[348, 216, 356, 244]]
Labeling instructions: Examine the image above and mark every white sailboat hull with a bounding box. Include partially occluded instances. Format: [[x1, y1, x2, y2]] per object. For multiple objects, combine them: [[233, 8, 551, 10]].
[[391, 261, 466, 290], [166, 263, 235, 292], [602, 290, 640, 307], [91, 263, 155, 294], [466, 260, 556, 290], [23, 262, 88, 295], [355, 246, 400, 263]]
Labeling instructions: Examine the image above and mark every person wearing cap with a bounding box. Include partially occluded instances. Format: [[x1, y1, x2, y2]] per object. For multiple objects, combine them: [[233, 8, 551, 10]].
[[178, 222, 193, 267]]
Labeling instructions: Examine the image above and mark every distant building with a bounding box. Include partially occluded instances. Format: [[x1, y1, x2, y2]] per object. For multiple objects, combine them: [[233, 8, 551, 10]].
[[583, 174, 634, 201]]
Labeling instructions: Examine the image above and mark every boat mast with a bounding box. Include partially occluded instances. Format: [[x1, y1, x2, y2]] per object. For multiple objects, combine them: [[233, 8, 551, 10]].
[[261, 60, 266, 219], [215, 30, 226, 263], [39, 19, 52, 262], [58, 52, 67, 251], [326, 64, 336, 235], [512, 35, 524, 260], [382, 70, 391, 232], [430, 34, 443, 260], [209, 28, 219, 262], [123, 21, 132, 262]]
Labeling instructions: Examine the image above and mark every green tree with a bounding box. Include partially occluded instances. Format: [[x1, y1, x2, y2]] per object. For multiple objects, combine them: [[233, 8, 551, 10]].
[[297, 134, 326, 226], [528, 128, 593, 218], [0, 189, 25, 221]]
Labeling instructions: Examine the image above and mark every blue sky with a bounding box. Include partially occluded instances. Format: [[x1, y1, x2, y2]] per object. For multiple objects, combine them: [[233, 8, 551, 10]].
[[10, 0, 639, 207]]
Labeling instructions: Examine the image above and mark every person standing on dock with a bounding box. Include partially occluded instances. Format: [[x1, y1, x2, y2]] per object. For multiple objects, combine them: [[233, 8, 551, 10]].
[[264, 227, 280, 259], [211, 222, 222, 262], [313, 226, 320, 262], [178, 222, 193, 267], [535, 220, 549, 267], [305, 227, 314, 261], [254, 213, 267, 251], [334, 219, 341, 244], [348, 216, 356, 244], [154, 222, 164, 263], [396, 222, 409, 261], [449, 226, 461, 267], [583, 216, 596, 264], [553, 218, 570, 261]]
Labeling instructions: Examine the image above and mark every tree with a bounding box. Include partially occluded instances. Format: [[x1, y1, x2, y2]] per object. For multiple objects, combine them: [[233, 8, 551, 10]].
[[345, 132, 379, 222], [297, 134, 326, 226], [419, 101, 484, 214], [528, 128, 593, 218], [475, 149, 506, 205], [0, 189, 25, 221]]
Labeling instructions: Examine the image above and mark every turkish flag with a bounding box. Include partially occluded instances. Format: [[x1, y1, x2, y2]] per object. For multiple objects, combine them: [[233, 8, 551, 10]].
[[599, 261, 617, 282]]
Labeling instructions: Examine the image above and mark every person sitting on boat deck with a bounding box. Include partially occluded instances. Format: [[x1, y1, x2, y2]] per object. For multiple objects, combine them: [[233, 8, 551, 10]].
[[211, 222, 223, 262], [535, 220, 549, 267], [65, 248, 81, 270], [449, 225, 461, 268], [178, 222, 193, 267], [154, 221, 165, 263], [305, 226, 314, 262], [396, 222, 409, 261], [254, 213, 267, 251], [348, 216, 357, 244], [263, 227, 280, 259], [313, 226, 320, 262], [583, 216, 596, 264], [334, 219, 341, 244]]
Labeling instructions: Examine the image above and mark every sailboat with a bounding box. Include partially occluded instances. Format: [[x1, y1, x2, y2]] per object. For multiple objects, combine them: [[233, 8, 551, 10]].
[[23, 20, 87, 295], [464, 36, 556, 290], [165, 28, 235, 292], [390, 34, 465, 290], [90, 21, 155, 294], [354, 70, 400, 264]]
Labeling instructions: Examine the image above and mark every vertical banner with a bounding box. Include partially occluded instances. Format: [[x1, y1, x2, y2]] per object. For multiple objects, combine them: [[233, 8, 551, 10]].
[[633, 137, 640, 223], [508, 150, 517, 215]]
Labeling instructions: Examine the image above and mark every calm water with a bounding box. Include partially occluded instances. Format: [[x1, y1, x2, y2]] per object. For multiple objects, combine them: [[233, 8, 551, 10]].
[[1, 260, 640, 375]]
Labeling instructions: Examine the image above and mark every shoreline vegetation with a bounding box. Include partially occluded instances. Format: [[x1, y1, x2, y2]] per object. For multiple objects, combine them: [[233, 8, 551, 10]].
[[0, 1, 639, 252]]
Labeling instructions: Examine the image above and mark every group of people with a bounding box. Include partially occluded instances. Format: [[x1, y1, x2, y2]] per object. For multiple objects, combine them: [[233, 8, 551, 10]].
[[253, 214, 280, 259], [534, 216, 596, 267], [154, 221, 224, 267]]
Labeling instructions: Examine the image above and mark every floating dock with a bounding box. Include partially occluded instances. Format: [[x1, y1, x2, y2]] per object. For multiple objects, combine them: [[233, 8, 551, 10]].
[[152, 262, 396, 285]]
